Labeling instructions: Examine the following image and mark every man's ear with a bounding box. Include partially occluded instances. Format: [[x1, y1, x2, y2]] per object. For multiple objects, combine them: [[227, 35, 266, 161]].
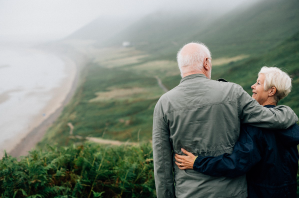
[[268, 87, 277, 96], [203, 57, 210, 71]]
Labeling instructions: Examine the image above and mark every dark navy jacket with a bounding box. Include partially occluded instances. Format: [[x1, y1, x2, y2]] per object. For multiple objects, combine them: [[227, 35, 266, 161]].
[[193, 105, 299, 198]]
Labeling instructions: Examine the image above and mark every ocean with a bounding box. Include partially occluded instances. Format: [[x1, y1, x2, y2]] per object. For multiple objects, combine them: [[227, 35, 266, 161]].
[[0, 46, 68, 154]]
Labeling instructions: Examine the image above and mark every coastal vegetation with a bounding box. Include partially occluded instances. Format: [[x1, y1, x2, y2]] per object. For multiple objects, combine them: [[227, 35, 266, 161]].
[[0, 143, 155, 197]]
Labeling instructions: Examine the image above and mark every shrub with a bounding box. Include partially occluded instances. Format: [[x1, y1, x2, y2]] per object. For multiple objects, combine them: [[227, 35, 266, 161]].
[[0, 143, 155, 198]]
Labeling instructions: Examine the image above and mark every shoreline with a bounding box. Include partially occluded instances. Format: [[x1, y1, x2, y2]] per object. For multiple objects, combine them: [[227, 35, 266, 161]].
[[8, 54, 81, 157]]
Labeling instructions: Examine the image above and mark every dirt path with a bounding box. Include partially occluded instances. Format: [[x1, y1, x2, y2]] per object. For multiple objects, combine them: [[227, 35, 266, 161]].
[[86, 137, 138, 146], [67, 122, 138, 146], [83, 76, 167, 146], [155, 76, 168, 93]]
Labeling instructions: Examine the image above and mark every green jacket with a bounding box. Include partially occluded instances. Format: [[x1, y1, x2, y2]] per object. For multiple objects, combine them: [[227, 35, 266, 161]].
[[152, 74, 298, 198]]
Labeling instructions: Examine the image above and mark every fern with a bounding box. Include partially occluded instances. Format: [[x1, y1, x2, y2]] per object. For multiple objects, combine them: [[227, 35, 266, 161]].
[[0, 143, 156, 198]]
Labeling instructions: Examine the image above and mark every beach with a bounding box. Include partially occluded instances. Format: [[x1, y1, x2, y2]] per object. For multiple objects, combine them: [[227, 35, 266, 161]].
[[0, 46, 79, 157]]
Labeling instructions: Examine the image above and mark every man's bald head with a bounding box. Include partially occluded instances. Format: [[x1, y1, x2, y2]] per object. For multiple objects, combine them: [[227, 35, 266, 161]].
[[177, 42, 212, 78]]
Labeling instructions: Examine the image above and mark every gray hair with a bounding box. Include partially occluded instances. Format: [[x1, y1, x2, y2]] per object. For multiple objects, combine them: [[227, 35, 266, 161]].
[[259, 66, 292, 102], [177, 42, 212, 76]]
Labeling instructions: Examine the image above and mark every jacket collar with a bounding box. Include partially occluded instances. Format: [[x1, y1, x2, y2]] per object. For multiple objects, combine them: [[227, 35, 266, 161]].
[[180, 74, 207, 84], [264, 105, 276, 108]]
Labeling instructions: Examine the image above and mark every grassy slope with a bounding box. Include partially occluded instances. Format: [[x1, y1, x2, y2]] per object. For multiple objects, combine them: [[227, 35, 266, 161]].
[[103, 0, 299, 60], [39, 30, 299, 148], [199, 0, 299, 57], [38, 48, 167, 148]]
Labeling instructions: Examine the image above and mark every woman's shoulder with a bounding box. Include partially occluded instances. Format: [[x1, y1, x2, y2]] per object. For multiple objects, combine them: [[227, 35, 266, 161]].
[[240, 124, 270, 139]]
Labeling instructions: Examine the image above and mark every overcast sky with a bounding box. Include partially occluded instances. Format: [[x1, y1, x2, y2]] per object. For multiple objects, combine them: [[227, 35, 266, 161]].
[[0, 0, 259, 42]]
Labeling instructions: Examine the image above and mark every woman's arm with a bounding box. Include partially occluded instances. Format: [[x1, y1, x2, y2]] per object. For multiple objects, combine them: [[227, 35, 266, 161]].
[[276, 124, 299, 146], [175, 125, 263, 178], [233, 84, 298, 129]]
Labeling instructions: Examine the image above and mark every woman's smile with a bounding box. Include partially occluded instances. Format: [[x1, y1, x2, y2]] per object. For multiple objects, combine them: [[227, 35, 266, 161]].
[[251, 73, 269, 105]]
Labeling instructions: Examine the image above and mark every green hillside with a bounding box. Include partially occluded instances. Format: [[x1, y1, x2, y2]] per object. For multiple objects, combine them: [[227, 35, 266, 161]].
[[103, 0, 299, 59], [38, 30, 299, 149], [38, 0, 299, 147], [198, 0, 299, 57]]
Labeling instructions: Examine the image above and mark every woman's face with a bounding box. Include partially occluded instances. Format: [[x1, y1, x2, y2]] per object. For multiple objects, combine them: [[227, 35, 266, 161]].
[[251, 74, 269, 105]]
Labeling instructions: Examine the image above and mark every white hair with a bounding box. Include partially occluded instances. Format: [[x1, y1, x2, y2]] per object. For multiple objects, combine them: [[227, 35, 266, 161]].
[[177, 42, 212, 76], [259, 66, 292, 102]]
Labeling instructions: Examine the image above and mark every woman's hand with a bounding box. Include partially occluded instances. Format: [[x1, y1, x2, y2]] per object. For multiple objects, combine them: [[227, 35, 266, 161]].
[[175, 148, 197, 170]]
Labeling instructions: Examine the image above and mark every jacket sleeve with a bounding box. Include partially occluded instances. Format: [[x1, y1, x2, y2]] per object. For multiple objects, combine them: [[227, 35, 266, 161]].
[[276, 124, 299, 146], [152, 99, 175, 198], [193, 126, 262, 178], [234, 84, 298, 129]]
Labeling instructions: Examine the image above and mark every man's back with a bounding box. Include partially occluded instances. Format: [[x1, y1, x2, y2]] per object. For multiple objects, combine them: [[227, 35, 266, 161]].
[[154, 74, 248, 198]]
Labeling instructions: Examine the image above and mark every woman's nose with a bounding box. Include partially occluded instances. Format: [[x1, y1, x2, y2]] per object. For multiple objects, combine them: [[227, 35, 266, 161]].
[[251, 84, 255, 89]]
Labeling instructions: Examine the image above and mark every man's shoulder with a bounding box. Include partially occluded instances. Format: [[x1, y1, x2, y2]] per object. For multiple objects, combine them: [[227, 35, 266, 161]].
[[209, 79, 244, 98], [212, 78, 242, 89], [154, 90, 172, 108], [156, 78, 244, 106], [159, 85, 180, 100]]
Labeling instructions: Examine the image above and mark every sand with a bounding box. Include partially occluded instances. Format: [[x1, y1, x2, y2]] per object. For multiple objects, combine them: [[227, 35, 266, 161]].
[[8, 54, 80, 157]]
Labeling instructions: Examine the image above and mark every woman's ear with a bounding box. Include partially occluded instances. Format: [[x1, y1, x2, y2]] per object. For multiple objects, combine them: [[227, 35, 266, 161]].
[[268, 87, 277, 96]]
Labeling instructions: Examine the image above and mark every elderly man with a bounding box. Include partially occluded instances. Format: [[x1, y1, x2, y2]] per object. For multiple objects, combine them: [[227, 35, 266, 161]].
[[152, 43, 298, 198]]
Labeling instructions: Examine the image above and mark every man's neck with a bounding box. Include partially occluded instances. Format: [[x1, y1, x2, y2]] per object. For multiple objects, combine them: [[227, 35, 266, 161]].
[[183, 71, 209, 78]]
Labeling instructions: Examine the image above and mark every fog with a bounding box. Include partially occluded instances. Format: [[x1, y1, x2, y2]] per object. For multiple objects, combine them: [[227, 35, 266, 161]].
[[0, 0, 260, 43]]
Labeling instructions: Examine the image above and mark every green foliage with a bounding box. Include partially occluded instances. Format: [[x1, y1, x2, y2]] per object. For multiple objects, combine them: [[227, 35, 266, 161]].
[[0, 143, 155, 198]]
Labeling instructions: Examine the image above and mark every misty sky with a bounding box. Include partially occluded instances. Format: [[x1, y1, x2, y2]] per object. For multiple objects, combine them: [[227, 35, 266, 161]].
[[0, 0, 258, 42]]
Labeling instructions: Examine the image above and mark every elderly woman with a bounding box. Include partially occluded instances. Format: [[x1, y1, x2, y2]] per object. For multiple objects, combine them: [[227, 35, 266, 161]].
[[175, 66, 299, 198]]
